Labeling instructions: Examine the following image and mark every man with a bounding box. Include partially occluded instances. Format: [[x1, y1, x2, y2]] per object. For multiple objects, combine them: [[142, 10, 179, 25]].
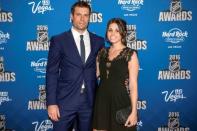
[[46, 1, 104, 131]]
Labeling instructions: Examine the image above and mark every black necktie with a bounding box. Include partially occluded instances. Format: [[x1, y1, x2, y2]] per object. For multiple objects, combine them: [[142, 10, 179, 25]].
[[80, 35, 86, 94], [80, 35, 85, 63]]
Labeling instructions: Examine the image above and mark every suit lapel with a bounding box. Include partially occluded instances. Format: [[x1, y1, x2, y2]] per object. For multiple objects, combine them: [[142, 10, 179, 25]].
[[85, 32, 95, 65]]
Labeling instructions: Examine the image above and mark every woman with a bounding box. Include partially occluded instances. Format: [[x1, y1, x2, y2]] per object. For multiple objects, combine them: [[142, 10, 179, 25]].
[[92, 18, 139, 131]]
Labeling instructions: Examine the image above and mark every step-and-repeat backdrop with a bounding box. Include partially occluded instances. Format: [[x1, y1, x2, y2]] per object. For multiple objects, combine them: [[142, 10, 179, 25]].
[[0, 0, 196, 130]]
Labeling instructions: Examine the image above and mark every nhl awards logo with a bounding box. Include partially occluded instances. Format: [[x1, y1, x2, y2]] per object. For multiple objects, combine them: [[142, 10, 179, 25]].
[[137, 100, 147, 110], [0, 115, 5, 131], [38, 85, 46, 103], [126, 25, 147, 51], [0, 57, 16, 82], [159, 0, 192, 22], [0, 57, 4, 73], [90, 11, 102, 23], [71, 0, 102, 23], [170, 0, 181, 14], [26, 25, 49, 51], [0, 5, 13, 23], [28, 0, 54, 14], [158, 112, 190, 131], [0, 114, 14, 131], [158, 55, 191, 80], [28, 85, 46, 110], [80, 0, 91, 6], [86, 0, 102, 23]]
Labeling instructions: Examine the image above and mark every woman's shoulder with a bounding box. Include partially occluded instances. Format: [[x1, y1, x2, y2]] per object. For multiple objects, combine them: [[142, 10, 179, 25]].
[[97, 47, 108, 59], [124, 47, 138, 61], [99, 47, 109, 54], [125, 47, 137, 53]]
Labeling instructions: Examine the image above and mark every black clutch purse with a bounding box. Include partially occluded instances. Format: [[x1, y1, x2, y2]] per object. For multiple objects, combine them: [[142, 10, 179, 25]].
[[115, 106, 131, 125]]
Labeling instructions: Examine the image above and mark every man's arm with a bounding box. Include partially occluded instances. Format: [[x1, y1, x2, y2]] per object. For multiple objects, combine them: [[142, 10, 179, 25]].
[[46, 36, 61, 121]]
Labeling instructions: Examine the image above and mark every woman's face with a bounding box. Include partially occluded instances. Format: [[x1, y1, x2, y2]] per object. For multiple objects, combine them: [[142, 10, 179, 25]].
[[107, 23, 122, 45]]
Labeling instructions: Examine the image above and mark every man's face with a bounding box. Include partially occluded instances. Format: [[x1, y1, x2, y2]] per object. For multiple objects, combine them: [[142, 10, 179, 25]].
[[71, 6, 90, 33]]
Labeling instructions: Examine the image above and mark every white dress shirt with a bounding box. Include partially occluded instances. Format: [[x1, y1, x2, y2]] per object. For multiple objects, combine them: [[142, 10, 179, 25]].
[[71, 26, 91, 92], [71, 26, 91, 62]]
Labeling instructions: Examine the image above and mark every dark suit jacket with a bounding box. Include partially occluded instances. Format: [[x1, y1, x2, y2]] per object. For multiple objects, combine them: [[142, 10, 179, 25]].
[[46, 30, 104, 109]]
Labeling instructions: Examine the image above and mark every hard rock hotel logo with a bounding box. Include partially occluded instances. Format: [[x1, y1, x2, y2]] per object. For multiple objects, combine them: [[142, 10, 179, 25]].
[[28, 85, 46, 110], [32, 119, 53, 131], [0, 5, 13, 23], [136, 120, 143, 130], [126, 25, 147, 51], [26, 25, 50, 51], [31, 58, 47, 73], [158, 55, 191, 80], [0, 30, 10, 50], [28, 0, 54, 14], [30, 58, 47, 79], [0, 31, 10, 44], [159, 0, 192, 22], [158, 112, 190, 131], [0, 56, 16, 82], [118, 0, 144, 16], [162, 28, 188, 49], [118, 0, 144, 11]]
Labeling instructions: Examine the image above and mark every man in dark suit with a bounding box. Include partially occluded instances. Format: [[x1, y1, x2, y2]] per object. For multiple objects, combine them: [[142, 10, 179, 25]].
[[46, 1, 104, 131]]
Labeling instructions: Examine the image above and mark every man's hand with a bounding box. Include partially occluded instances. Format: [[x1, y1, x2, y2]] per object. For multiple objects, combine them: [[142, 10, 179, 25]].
[[47, 105, 60, 121]]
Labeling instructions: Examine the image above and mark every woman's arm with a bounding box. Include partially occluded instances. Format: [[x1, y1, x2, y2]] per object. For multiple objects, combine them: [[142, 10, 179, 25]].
[[125, 51, 139, 127], [96, 56, 100, 78]]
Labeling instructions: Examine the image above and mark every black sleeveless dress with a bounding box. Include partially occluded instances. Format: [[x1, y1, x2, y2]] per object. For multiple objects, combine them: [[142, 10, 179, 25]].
[[92, 47, 137, 131]]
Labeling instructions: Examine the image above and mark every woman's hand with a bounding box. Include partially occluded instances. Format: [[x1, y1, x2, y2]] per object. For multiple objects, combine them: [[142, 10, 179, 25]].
[[125, 112, 137, 127]]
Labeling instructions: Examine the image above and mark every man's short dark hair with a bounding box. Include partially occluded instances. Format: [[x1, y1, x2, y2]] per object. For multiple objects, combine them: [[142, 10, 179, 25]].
[[71, 1, 91, 15]]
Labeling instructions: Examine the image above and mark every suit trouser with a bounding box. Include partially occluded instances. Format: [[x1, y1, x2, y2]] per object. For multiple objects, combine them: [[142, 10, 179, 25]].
[[52, 93, 92, 131]]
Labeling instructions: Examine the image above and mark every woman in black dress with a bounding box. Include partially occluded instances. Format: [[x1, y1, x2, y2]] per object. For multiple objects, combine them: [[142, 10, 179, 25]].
[[92, 18, 139, 131]]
